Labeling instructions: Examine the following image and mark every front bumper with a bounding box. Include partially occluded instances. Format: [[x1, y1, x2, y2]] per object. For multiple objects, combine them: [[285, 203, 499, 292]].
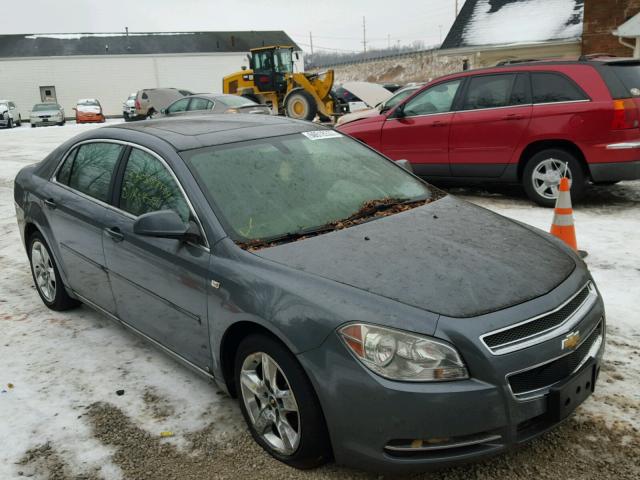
[[31, 117, 62, 126], [298, 282, 605, 473]]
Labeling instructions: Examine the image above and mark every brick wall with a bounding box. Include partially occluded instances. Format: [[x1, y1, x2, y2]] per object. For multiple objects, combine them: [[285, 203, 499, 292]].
[[583, 0, 640, 56]]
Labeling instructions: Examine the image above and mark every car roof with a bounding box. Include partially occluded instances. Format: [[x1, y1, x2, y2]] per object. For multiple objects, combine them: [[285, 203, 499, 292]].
[[98, 115, 325, 151]]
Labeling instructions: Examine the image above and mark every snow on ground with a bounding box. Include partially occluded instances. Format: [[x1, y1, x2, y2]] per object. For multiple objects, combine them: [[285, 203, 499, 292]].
[[0, 121, 638, 478]]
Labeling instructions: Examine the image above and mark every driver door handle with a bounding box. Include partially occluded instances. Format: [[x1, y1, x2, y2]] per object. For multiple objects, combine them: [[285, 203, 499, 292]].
[[502, 113, 525, 120], [431, 120, 449, 127], [105, 227, 124, 242], [44, 198, 57, 209]]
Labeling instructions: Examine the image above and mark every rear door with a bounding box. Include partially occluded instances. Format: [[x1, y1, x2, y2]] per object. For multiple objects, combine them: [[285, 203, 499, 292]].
[[44, 141, 125, 312], [102, 146, 211, 368], [449, 73, 532, 177], [380, 78, 463, 177]]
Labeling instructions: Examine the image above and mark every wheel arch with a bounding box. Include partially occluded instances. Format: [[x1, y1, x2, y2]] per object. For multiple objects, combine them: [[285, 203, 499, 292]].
[[518, 139, 590, 180]]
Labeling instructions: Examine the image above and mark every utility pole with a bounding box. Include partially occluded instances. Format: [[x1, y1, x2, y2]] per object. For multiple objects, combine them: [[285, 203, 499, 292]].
[[455, 0, 459, 17], [309, 32, 314, 55], [388, 33, 391, 49], [439, 24, 443, 44], [362, 16, 367, 55]]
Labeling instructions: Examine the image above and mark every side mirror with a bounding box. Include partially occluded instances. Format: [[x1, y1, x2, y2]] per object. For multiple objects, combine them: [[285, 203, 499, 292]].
[[392, 103, 406, 118], [133, 210, 189, 240], [395, 159, 414, 173], [161, 108, 167, 115], [72, 107, 77, 111]]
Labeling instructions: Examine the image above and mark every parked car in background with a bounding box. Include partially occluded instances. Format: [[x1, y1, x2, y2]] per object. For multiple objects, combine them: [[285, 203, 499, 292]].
[[122, 93, 138, 121], [382, 83, 403, 93], [161, 94, 271, 117], [30, 103, 65, 127], [134, 88, 193, 119], [74, 99, 105, 124], [0, 100, 22, 128], [14, 115, 604, 473], [337, 84, 423, 126], [338, 56, 640, 206]]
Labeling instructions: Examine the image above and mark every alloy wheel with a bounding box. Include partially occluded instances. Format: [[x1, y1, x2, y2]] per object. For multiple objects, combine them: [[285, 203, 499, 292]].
[[531, 158, 573, 200], [240, 352, 301, 455], [31, 240, 56, 302]]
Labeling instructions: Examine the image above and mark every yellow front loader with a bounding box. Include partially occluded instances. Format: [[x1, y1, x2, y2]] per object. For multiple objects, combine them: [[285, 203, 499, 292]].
[[222, 45, 338, 122]]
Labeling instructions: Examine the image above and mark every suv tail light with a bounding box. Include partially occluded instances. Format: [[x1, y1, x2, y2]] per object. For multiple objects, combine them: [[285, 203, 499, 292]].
[[135, 99, 141, 110], [611, 99, 639, 130]]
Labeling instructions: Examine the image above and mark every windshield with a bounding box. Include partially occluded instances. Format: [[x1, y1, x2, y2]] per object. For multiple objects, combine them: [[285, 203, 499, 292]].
[[183, 132, 432, 243], [383, 87, 418, 109], [33, 104, 59, 111], [0, 103, 7, 110], [78, 99, 99, 106]]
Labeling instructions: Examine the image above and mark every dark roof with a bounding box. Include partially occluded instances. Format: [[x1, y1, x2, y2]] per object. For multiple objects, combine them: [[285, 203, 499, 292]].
[[441, 0, 584, 51], [0, 31, 299, 58], [102, 115, 323, 151]]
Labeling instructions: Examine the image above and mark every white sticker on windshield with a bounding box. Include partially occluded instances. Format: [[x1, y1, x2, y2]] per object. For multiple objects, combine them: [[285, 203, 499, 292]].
[[301, 130, 343, 140]]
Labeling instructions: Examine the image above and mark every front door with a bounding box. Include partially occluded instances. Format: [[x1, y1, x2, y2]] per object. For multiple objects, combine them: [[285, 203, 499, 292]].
[[102, 147, 211, 369], [380, 79, 463, 177], [44, 141, 125, 312], [40, 86, 57, 103], [449, 73, 532, 177]]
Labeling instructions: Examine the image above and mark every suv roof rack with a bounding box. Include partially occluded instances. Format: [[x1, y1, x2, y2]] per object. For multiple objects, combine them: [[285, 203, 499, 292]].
[[495, 58, 541, 66], [578, 53, 619, 61]]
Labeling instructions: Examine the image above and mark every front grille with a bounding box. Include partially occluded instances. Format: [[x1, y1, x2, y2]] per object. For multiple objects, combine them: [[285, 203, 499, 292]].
[[508, 322, 602, 396], [484, 284, 591, 351]]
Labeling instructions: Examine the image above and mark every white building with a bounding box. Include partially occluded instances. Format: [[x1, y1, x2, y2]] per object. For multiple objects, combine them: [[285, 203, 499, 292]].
[[0, 31, 302, 118]]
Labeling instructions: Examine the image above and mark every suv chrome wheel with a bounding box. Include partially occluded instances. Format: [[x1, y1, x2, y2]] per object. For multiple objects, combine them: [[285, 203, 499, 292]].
[[531, 158, 573, 200], [31, 240, 56, 302], [240, 352, 301, 455]]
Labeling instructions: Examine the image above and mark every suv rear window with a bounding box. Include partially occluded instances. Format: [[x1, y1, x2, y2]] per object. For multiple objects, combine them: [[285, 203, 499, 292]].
[[532, 72, 588, 104]]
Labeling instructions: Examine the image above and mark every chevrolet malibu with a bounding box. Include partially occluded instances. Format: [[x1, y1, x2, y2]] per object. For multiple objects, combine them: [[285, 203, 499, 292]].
[[14, 115, 605, 472]]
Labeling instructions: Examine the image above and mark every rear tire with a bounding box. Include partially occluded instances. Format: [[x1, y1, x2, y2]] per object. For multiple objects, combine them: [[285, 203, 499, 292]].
[[235, 334, 331, 469], [28, 232, 80, 311], [8, 118, 13, 129], [522, 149, 586, 207], [285, 90, 317, 121]]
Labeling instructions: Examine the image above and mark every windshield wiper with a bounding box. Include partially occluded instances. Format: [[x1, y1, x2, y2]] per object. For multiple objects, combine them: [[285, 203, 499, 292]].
[[238, 224, 338, 250], [339, 196, 428, 224]]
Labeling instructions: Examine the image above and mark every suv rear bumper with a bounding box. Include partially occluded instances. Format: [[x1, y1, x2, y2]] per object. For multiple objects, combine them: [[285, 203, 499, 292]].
[[589, 160, 640, 182]]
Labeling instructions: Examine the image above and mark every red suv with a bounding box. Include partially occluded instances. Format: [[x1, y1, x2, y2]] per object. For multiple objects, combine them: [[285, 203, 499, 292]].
[[337, 57, 640, 206]]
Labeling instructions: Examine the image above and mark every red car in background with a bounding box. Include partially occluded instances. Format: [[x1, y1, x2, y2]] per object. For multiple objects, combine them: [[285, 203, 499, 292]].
[[74, 98, 105, 124], [337, 57, 640, 206]]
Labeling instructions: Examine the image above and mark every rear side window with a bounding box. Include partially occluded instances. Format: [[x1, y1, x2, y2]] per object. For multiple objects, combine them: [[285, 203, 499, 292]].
[[531, 72, 588, 104], [64, 143, 123, 202], [510, 74, 531, 105], [188, 98, 214, 111], [462, 74, 516, 110], [119, 148, 190, 221]]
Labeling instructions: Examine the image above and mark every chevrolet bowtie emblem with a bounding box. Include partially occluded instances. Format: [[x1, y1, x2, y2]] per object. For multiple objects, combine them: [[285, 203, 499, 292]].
[[562, 331, 581, 350]]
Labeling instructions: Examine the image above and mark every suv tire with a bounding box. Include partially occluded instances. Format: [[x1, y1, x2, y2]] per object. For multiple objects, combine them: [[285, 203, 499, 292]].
[[522, 149, 586, 207], [235, 333, 331, 469]]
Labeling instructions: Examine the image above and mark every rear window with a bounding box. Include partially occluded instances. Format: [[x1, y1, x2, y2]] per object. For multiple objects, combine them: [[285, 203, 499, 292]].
[[531, 72, 588, 104], [606, 64, 640, 98]]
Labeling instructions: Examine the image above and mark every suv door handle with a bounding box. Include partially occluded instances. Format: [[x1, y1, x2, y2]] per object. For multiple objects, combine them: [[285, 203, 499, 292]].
[[44, 199, 57, 209], [104, 227, 124, 242], [502, 114, 525, 120], [431, 120, 449, 127]]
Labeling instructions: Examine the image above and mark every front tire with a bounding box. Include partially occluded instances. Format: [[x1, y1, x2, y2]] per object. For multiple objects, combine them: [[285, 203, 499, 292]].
[[285, 90, 317, 121], [28, 232, 79, 311], [235, 334, 331, 469], [522, 149, 586, 207], [8, 118, 13, 129]]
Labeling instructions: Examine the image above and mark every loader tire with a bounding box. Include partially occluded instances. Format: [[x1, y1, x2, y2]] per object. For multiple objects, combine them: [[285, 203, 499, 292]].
[[285, 90, 317, 121]]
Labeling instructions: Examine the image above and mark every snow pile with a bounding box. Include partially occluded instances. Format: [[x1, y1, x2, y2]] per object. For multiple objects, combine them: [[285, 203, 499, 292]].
[[463, 0, 584, 47]]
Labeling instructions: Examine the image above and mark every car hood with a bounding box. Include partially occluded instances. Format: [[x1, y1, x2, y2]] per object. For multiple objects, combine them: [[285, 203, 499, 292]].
[[254, 195, 575, 318], [32, 110, 61, 116], [341, 81, 393, 107], [337, 107, 379, 125]]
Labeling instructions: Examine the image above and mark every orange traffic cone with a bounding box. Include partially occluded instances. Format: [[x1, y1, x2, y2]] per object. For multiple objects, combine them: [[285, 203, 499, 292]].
[[550, 177, 578, 251]]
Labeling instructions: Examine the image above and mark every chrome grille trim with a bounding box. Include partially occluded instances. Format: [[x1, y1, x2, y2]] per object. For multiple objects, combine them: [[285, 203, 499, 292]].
[[480, 282, 597, 355]]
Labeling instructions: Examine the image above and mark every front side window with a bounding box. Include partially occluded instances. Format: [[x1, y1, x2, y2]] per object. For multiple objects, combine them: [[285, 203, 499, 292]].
[[532, 72, 588, 104], [401, 80, 462, 117], [119, 149, 190, 222], [183, 132, 432, 242], [167, 98, 190, 113], [383, 87, 418, 109], [462, 74, 517, 110], [65, 143, 123, 202], [188, 98, 214, 111]]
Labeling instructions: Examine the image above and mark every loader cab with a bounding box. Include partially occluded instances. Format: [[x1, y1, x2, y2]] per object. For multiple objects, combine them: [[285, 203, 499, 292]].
[[250, 46, 294, 94]]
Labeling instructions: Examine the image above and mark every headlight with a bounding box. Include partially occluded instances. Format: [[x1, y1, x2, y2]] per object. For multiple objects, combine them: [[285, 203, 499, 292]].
[[225, 108, 239, 114], [339, 323, 468, 381]]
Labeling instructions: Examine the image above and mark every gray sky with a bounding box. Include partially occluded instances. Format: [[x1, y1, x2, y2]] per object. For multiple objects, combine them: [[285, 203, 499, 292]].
[[6, 0, 463, 52]]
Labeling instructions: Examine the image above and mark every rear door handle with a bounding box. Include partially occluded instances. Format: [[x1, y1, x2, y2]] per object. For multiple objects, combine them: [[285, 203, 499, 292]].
[[44, 199, 57, 209], [104, 227, 124, 242], [502, 114, 525, 120], [431, 121, 449, 127]]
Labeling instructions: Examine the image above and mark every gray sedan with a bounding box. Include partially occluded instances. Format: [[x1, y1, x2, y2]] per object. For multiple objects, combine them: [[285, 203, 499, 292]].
[[30, 103, 66, 127], [161, 94, 271, 117], [14, 115, 605, 473]]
